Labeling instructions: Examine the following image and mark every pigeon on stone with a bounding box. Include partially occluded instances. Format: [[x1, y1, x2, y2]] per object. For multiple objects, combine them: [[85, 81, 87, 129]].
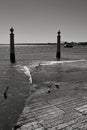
[[4, 87, 9, 99], [48, 85, 51, 88], [14, 125, 21, 130], [4, 92, 7, 99], [48, 89, 51, 93], [55, 84, 59, 89], [38, 63, 41, 67]]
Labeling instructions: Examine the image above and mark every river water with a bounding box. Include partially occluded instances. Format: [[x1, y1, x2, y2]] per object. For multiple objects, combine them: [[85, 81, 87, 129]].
[[0, 44, 87, 129]]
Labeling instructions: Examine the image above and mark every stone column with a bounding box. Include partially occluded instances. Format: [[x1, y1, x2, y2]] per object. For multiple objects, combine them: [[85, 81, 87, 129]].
[[10, 27, 16, 63], [56, 30, 61, 59]]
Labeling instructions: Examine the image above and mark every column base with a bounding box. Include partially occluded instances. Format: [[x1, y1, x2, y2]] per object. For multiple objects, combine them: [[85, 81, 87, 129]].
[[56, 52, 61, 59], [10, 53, 16, 63]]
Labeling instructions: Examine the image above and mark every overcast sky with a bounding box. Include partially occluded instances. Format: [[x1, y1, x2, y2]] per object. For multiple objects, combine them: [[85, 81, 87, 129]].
[[0, 0, 87, 44]]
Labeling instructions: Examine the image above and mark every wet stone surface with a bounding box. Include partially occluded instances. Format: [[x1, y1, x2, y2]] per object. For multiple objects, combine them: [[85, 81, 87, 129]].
[[16, 81, 87, 130]]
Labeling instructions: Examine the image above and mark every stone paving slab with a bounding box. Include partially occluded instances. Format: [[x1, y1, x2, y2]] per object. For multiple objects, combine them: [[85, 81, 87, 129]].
[[75, 104, 87, 115], [15, 82, 87, 130]]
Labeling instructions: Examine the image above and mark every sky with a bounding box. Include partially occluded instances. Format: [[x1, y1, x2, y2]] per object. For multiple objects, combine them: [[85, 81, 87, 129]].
[[0, 0, 87, 44]]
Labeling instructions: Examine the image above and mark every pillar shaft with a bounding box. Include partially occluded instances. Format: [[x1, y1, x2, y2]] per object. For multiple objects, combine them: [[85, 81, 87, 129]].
[[56, 31, 61, 59], [10, 28, 15, 63]]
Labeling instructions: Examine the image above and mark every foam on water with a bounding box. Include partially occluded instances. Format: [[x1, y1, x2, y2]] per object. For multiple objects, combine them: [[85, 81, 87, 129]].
[[23, 66, 32, 84], [40, 59, 86, 65], [14, 59, 87, 85], [29, 59, 87, 68], [14, 64, 32, 84]]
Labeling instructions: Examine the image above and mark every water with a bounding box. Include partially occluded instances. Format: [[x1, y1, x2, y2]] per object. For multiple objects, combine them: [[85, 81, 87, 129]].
[[0, 44, 87, 129], [15, 45, 87, 64]]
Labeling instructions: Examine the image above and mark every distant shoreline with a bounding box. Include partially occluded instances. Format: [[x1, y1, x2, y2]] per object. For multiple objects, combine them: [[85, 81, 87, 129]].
[[0, 43, 57, 46], [0, 42, 87, 46]]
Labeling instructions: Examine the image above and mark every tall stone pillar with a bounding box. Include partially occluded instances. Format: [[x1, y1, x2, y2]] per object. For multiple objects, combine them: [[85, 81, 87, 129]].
[[56, 30, 61, 59], [10, 27, 15, 63]]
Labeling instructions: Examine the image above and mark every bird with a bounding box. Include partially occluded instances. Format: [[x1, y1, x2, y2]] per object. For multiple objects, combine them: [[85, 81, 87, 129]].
[[38, 63, 41, 67], [4, 92, 7, 99], [13, 125, 21, 130], [35, 66, 39, 70], [55, 84, 59, 89], [4, 87, 9, 99], [48, 88, 51, 93], [48, 85, 51, 88], [35, 63, 41, 71]]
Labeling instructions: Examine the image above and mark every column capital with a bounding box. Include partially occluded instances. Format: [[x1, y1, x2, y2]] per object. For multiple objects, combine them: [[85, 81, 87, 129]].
[[10, 27, 14, 33], [57, 30, 61, 35]]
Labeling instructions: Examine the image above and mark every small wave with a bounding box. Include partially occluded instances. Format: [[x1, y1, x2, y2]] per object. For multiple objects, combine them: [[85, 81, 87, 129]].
[[41, 59, 86, 65], [23, 66, 32, 84], [14, 64, 32, 84], [29, 59, 87, 68], [14, 59, 87, 84]]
